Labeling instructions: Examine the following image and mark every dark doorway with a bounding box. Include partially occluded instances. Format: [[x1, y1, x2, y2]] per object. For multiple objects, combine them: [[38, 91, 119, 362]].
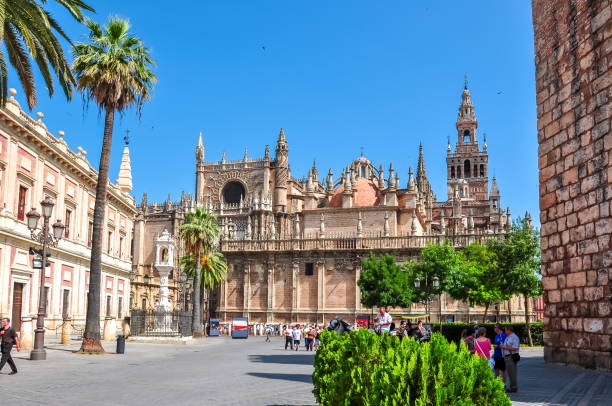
[[464, 160, 471, 178], [11, 283, 24, 332], [62, 289, 70, 318], [222, 181, 246, 204]]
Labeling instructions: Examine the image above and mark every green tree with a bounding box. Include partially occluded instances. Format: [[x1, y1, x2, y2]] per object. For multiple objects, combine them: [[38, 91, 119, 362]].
[[358, 254, 414, 309], [407, 243, 463, 321], [180, 251, 228, 292], [487, 215, 541, 345], [450, 243, 511, 322], [179, 208, 221, 336], [1, 0, 94, 108], [73, 18, 156, 353]]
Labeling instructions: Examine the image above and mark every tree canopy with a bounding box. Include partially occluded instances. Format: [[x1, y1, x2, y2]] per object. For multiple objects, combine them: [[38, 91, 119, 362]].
[[358, 254, 414, 308]]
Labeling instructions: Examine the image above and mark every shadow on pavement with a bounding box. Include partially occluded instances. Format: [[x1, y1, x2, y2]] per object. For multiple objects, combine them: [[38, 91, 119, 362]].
[[249, 354, 314, 365], [247, 372, 312, 384]]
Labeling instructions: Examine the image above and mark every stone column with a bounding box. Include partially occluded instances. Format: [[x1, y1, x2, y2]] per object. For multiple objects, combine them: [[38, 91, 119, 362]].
[[19, 317, 33, 350], [266, 260, 274, 323], [61, 317, 71, 344], [103, 317, 117, 341], [317, 259, 325, 323], [291, 259, 299, 322], [243, 261, 251, 318], [354, 262, 362, 318]]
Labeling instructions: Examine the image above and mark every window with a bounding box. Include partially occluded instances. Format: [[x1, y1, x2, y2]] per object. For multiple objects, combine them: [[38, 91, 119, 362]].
[[87, 221, 93, 247], [141, 298, 147, 310], [64, 209, 72, 238], [44, 286, 50, 315], [360, 166, 366, 178], [107, 231, 113, 254], [463, 129, 471, 143], [117, 297, 123, 319], [464, 160, 471, 178], [450, 167, 455, 178], [222, 181, 245, 204], [479, 164, 485, 177], [305, 262, 314, 276], [62, 289, 70, 318], [106, 296, 111, 317], [17, 185, 27, 221], [457, 166, 462, 178], [119, 236, 124, 258]]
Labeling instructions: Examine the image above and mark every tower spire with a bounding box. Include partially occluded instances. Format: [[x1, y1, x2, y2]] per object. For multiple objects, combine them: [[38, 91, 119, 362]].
[[196, 132, 205, 162], [116, 141, 132, 193]]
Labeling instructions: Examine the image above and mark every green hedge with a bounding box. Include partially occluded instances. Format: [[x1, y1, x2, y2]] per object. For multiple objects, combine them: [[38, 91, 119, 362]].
[[313, 329, 510, 406], [430, 322, 543, 346]]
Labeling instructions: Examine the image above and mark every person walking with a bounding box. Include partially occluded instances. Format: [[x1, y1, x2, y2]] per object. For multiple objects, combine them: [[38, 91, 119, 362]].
[[265, 325, 272, 342], [292, 325, 302, 351], [0, 318, 21, 375], [474, 327, 492, 359], [284, 325, 293, 350], [500, 326, 520, 393], [492, 324, 507, 380]]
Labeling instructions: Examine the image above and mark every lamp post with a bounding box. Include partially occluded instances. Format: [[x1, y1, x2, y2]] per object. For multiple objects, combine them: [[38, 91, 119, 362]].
[[128, 270, 136, 310], [413, 276, 440, 323], [143, 274, 150, 310], [26, 197, 64, 361]]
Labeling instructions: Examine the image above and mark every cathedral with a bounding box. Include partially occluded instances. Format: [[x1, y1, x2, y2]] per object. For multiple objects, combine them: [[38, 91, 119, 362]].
[[132, 84, 528, 325]]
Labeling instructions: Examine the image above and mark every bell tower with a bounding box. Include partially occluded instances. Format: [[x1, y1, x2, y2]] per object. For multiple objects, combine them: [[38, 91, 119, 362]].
[[446, 78, 489, 201], [273, 128, 289, 213]]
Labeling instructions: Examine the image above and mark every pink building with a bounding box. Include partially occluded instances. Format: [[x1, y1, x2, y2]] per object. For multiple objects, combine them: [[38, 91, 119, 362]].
[[0, 89, 135, 340]]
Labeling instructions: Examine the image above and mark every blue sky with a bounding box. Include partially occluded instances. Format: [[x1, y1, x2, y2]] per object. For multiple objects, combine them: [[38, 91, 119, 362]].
[[12, 1, 538, 222]]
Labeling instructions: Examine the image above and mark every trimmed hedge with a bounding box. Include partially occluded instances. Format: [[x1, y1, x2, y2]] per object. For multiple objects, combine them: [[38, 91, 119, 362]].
[[313, 329, 510, 406], [430, 322, 544, 346]]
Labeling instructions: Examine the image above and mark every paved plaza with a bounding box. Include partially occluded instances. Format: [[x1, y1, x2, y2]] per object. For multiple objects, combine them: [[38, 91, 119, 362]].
[[1, 337, 610, 405]]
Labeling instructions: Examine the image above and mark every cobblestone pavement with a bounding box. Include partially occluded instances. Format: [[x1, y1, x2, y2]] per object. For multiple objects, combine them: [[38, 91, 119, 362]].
[[1, 337, 610, 405]]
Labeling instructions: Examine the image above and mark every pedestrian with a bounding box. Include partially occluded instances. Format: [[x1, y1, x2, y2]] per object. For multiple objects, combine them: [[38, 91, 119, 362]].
[[265, 325, 272, 342], [306, 326, 316, 350], [459, 328, 475, 353], [492, 324, 507, 380], [303, 325, 311, 350], [284, 325, 293, 350], [314, 327, 321, 349], [500, 326, 520, 393], [292, 324, 302, 351], [0, 317, 21, 375], [474, 327, 491, 359], [374, 306, 392, 334]]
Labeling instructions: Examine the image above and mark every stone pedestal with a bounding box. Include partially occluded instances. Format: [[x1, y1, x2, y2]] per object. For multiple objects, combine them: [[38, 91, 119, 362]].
[[103, 317, 117, 341], [61, 317, 71, 344], [19, 317, 33, 350]]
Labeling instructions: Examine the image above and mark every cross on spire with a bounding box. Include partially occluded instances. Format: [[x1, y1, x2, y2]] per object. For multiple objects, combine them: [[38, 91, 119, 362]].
[[124, 129, 131, 145]]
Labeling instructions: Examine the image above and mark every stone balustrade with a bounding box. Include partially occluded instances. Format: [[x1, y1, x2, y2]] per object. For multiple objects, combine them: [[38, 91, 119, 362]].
[[219, 233, 499, 252]]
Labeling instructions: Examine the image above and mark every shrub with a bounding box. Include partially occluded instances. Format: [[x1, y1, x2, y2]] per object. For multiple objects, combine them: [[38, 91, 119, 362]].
[[431, 322, 544, 346], [313, 329, 510, 406]]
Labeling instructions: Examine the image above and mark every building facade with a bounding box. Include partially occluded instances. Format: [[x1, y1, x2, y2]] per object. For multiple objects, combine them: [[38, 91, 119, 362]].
[[137, 85, 536, 325], [533, 0, 611, 369], [0, 89, 135, 337]]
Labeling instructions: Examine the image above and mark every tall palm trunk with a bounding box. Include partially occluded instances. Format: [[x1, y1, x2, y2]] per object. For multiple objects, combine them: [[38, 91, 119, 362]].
[[79, 108, 114, 353], [524, 295, 533, 346], [192, 255, 202, 337]]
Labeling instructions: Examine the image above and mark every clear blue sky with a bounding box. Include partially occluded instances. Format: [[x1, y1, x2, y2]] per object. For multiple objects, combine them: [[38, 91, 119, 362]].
[[12, 1, 538, 223]]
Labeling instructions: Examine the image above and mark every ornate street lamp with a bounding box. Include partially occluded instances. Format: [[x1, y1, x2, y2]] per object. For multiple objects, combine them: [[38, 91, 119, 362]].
[[413, 276, 440, 323], [26, 197, 64, 361]]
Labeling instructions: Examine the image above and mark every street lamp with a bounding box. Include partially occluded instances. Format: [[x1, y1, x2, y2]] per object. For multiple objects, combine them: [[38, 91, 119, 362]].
[[179, 272, 188, 310], [26, 197, 64, 361], [414, 276, 440, 323]]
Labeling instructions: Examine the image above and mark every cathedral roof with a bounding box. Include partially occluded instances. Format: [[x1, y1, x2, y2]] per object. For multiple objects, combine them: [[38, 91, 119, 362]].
[[327, 178, 382, 207]]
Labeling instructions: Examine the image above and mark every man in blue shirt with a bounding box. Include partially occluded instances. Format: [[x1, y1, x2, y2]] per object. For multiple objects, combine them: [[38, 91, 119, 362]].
[[492, 324, 507, 380]]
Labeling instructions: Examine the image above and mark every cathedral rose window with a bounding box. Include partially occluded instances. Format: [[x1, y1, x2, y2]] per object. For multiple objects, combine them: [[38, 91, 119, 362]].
[[222, 181, 246, 204]]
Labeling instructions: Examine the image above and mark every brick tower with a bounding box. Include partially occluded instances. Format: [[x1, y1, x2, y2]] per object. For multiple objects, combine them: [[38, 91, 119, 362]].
[[446, 80, 489, 201]]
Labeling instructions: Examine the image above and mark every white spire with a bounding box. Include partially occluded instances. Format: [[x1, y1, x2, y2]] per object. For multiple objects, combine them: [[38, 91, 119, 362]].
[[116, 143, 133, 193]]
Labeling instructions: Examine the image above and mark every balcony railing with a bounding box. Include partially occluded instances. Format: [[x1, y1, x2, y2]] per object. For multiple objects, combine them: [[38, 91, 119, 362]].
[[219, 233, 499, 252]]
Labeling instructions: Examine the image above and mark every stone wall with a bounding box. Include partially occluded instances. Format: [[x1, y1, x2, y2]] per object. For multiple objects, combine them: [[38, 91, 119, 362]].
[[532, 0, 611, 369]]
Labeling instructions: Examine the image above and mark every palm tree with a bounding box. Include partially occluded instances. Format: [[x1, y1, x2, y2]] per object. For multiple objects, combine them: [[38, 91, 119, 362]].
[[180, 252, 228, 292], [72, 17, 156, 353], [179, 208, 221, 336], [1, 0, 94, 109]]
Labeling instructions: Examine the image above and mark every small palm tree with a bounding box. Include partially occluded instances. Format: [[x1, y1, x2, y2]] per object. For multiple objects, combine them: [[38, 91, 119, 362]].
[[180, 252, 228, 290], [179, 208, 221, 336], [1, 0, 94, 108], [72, 17, 156, 353]]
